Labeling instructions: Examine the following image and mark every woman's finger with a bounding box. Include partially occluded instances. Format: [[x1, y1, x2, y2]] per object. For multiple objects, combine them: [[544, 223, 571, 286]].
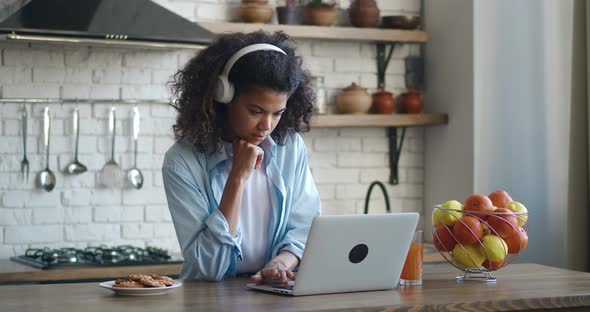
[[287, 271, 296, 280], [254, 147, 264, 169], [250, 271, 263, 283], [279, 270, 288, 285], [260, 268, 276, 282], [270, 268, 280, 279]]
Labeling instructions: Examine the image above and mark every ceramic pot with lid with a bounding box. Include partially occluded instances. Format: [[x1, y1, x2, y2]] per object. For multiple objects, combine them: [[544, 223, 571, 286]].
[[400, 89, 424, 114], [304, 3, 337, 26], [349, 0, 380, 28], [372, 89, 396, 114], [336, 83, 372, 114], [240, 1, 273, 23]]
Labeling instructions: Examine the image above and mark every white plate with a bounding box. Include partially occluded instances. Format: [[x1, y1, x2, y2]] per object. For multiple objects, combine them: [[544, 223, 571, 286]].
[[99, 280, 182, 296]]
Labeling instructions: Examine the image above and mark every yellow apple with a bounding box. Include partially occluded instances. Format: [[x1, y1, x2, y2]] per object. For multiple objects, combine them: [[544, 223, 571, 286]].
[[451, 244, 485, 269], [506, 201, 528, 227], [479, 235, 508, 262], [482, 222, 491, 235], [433, 200, 463, 227]]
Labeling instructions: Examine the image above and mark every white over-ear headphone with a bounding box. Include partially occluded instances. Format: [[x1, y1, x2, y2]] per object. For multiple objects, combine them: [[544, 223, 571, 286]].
[[214, 43, 287, 104]]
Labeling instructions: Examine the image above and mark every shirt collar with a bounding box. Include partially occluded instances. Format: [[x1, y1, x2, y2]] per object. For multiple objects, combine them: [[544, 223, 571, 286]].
[[205, 139, 228, 173]]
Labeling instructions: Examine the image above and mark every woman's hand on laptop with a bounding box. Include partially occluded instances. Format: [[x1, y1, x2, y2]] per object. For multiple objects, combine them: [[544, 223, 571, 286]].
[[250, 251, 299, 286]]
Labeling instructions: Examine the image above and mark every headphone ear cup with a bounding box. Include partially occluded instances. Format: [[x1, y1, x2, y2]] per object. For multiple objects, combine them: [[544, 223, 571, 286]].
[[214, 76, 234, 104], [225, 80, 234, 103]]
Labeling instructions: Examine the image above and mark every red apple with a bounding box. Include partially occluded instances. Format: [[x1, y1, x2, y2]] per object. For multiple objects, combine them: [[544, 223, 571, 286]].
[[452, 216, 484, 245], [487, 208, 519, 238], [464, 194, 494, 220], [433, 225, 457, 252], [504, 227, 529, 253], [488, 189, 513, 208], [482, 259, 505, 271]]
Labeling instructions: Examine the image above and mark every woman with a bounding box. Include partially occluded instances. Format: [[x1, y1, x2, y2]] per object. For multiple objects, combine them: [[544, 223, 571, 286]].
[[163, 31, 321, 285]]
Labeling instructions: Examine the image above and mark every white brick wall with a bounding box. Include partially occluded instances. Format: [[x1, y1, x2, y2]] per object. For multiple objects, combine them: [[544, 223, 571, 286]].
[[0, 0, 425, 258]]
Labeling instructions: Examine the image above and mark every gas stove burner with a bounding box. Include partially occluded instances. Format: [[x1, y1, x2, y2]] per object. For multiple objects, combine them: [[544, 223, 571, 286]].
[[146, 246, 172, 260], [11, 245, 181, 269], [23, 248, 83, 264]]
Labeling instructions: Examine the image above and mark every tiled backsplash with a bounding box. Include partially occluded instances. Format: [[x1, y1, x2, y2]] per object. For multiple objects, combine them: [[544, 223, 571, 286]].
[[0, 0, 424, 258]]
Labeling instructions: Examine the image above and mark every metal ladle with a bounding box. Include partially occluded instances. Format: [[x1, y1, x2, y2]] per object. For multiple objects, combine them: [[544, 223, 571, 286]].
[[65, 107, 87, 174], [38, 106, 56, 191], [127, 106, 143, 189]]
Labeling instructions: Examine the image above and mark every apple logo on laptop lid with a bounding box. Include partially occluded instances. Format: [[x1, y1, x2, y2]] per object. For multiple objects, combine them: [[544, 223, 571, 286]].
[[348, 243, 369, 263]]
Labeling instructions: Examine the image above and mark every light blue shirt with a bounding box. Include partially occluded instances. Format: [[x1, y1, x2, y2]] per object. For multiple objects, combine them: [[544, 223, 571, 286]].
[[162, 132, 321, 281]]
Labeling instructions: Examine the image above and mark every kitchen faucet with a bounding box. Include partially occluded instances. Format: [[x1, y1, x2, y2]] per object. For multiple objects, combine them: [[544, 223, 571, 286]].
[[364, 181, 391, 214]]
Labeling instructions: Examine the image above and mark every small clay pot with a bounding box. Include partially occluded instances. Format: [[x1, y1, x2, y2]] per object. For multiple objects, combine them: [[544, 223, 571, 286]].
[[400, 89, 423, 114], [304, 3, 337, 26], [336, 83, 372, 114], [372, 89, 396, 114], [349, 0, 380, 28], [240, 3, 273, 23]]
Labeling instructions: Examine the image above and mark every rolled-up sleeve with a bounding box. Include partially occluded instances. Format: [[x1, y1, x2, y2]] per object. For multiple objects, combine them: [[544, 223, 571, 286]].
[[272, 134, 321, 260], [162, 155, 242, 281]]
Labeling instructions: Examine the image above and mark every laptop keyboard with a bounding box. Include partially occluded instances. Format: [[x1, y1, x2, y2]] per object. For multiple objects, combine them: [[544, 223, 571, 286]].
[[272, 284, 293, 290]]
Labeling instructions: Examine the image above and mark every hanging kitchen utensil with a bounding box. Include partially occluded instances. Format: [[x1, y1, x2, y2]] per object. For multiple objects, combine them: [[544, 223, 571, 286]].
[[37, 106, 56, 192], [99, 106, 123, 187], [65, 106, 87, 174], [20, 105, 29, 183], [127, 106, 144, 189]]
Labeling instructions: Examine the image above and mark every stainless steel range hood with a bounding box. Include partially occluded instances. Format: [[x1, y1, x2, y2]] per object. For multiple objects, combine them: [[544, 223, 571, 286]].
[[0, 0, 214, 50]]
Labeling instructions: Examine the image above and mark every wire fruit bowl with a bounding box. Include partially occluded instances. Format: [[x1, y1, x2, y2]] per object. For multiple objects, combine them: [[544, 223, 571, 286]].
[[432, 205, 528, 283]]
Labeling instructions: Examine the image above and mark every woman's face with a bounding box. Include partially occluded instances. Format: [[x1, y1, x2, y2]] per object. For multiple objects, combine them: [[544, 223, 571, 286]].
[[224, 85, 288, 145]]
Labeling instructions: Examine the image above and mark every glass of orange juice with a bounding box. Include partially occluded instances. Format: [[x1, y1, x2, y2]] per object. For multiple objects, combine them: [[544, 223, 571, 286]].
[[400, 230, 424, 286]]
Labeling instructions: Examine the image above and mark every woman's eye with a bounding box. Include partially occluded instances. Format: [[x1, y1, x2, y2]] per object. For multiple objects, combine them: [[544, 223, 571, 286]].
[[250, 110, 263, 115]]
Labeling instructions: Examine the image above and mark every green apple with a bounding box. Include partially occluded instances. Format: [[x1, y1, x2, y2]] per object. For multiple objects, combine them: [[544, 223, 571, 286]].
[[479, 235, 508, 262], [506, 201, 528, 227], [452, 244, 485, 269], [433, 200, 464, 227]]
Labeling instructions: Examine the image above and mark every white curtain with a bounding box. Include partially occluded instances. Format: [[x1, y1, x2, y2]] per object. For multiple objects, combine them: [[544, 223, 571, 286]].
[[472, 0, 580, 269], [426, 0, 585, 270]]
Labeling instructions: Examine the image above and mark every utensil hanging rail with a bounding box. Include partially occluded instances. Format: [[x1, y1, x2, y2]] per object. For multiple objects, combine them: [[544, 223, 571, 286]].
[[0, 98, 174, 105]]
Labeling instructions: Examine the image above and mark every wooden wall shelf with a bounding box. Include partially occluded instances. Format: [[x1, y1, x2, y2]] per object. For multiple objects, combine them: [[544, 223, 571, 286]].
[[197, 21, 440, 185], [311, 113, 448, 128], [197, 22, 427, 43]]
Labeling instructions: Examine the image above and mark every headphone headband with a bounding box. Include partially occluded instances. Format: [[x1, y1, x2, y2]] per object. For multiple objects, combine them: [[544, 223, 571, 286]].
[[214, 43, 287, 104], [220, 43, 287, 77]]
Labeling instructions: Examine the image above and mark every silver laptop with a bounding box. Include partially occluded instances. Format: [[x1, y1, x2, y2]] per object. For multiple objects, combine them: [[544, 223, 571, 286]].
[[246, 212, 419, 296]]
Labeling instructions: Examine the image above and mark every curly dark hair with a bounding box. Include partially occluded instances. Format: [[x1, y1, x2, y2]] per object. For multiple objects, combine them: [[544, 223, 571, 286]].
[[168, 31, 315, 152]]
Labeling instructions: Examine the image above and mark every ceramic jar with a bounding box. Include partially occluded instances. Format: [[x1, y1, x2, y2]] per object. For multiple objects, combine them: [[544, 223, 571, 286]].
[[349, 0, 380, 28], [336, 83, 372, 114], [276, 6, 300, 24], [400, 89, 423, 114], [372, 89, 396, 114], [241, 0, 268, 4], [304, 3, 337, 26], [240, 2, 273, 23]]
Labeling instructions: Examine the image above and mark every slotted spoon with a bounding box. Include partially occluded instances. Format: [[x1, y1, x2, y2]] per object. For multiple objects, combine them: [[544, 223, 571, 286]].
[[99, 106, 123, 187]]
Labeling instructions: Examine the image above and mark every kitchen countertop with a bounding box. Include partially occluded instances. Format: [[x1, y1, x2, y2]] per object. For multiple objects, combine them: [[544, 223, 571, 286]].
[[0, 245, 446, 283], [0, 260, 182, 283], [1, 263, 589, 311]]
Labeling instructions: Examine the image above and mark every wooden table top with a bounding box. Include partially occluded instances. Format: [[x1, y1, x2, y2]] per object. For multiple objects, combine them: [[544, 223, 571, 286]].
[[1, 263, 589, 311]]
